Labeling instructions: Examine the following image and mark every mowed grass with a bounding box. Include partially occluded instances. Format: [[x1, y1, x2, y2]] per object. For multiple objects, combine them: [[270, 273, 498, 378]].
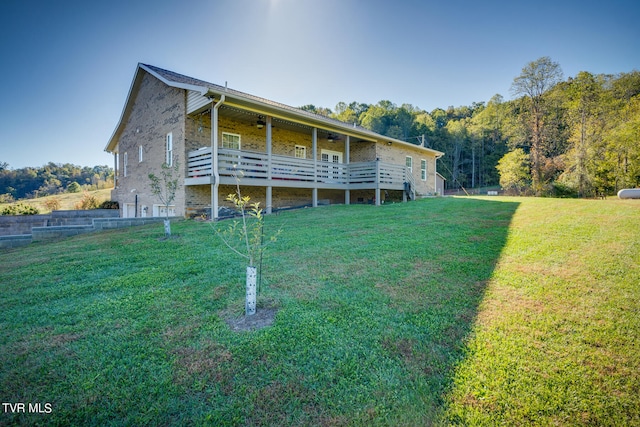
[[0, 197, 638, 425], [442, 197, 640, 425]]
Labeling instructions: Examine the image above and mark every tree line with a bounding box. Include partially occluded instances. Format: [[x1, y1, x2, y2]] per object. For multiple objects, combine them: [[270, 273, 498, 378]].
[[0, 162, 114, 202], [302, 57, 640, 197]]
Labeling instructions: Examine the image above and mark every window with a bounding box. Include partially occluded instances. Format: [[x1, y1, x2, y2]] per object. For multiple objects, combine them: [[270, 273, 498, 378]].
[[139, 146, 143, 163], [166, 133, 173, 166], [406, 156, 413, 173], [153, 204, 176, 217], [295, 145, 307, 159], [222, 132, 241, 150], [123, 152, 128, 177], [421, 159, 427, 181]]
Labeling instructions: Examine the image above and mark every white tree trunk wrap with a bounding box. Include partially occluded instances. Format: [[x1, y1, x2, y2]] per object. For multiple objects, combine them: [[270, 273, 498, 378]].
[[164, 219, 171, 236], [246, 265, 257, 315]]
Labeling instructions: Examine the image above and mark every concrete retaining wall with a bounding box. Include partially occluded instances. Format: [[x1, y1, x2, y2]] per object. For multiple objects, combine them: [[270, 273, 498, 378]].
[[1, 213, 175, 249], [0, 210, 119, 236], [93, 217, 169, 231], [48, 210, 119, 226], [0, 214, 50, 236], [31, 217, 171, 242], [0, 234, 32, 249]]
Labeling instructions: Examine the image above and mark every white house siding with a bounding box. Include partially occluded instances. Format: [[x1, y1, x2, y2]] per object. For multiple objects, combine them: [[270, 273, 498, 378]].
[[187, 90, 211, 114]]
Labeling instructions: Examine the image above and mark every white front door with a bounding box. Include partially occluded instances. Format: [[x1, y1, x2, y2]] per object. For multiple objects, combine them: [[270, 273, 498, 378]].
[[321, 149, 343, 182], [124, 203, 136, 218]]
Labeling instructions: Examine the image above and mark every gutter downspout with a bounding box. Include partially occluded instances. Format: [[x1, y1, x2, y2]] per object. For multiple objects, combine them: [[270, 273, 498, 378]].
[[211, 95, 225, 220]]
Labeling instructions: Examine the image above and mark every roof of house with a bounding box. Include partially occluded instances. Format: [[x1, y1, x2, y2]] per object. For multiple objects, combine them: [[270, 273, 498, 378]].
[[106, 63, 444, 157]]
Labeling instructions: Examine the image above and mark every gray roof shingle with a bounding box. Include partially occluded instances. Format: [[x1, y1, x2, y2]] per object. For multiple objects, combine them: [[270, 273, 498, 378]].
[[142, 63, 376, 133]]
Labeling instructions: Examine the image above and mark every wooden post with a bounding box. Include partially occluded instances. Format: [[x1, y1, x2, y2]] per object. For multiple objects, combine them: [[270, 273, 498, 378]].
[[211, 95, 225, 220], [312, 128, 318, 208], [375, 158, 381, 206], [345, 135, 350, 205], [266, 116, 273, 214]]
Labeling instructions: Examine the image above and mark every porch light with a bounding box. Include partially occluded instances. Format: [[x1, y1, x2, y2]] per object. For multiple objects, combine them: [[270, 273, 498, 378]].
[[327, 133, 335, 142], [256, 116, 266, 129], [387, 141, 392, 146]]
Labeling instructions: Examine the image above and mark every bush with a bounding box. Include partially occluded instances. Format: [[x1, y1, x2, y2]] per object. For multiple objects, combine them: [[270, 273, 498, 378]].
[[43, 197, 62, 211], [1, 203, 40, 215], [0, 193, 15, 203], [544, 182, 579, 198], [67, 182, 82, 193], [99, 200, 119, 210], [75, 191, 100, 210]]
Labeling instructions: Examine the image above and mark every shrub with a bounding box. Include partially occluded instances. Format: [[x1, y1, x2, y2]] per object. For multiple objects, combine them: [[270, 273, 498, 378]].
[[99, 200, 119, 210], [544, 182, 579, 198], [1, 203, 40, 215], [67, 182, 82, 193], [0, 193, 15, 203], [75, 191, 100, 210], [43, 197, 62, 211]]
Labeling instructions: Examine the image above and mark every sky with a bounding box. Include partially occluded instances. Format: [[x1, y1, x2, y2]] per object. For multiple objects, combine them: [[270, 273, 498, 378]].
[[1, 0, 638, 169]]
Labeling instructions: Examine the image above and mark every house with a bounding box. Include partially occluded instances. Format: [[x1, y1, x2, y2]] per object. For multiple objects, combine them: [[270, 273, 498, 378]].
[[105, 64, 444, 219]]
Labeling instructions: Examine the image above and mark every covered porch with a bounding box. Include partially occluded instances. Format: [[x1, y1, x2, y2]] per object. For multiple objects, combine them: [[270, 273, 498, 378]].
[[186, 94, 419, 218], [185, 147, 415, 214]]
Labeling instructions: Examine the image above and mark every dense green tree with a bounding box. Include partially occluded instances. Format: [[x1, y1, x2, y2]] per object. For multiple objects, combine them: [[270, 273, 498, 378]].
[[0, 163, 113, 200], [299, 104, 332, 117], [556, 72, 604, 196], [67, 181, 82, 193], [497, 148, 531, 194], [511, 56, 564, 194]]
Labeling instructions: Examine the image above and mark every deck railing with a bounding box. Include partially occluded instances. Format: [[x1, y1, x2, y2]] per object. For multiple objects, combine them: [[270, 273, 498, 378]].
[[187, 148, 413, 190]]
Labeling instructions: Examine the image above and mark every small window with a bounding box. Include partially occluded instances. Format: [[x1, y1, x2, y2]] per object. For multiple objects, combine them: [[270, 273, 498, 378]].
[[123, 152, 128, 177], [406, 156, 413, 173], [166, 133, 173, 166], [295, 145, 307, 159], [153, 204, 176, 217], [222, 132, 241, 150], [139, 146, 143, 163], [421, 159, 427, 181]]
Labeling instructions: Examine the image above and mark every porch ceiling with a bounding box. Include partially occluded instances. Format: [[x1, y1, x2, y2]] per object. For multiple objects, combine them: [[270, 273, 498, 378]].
[[194, 104, 371, 143]]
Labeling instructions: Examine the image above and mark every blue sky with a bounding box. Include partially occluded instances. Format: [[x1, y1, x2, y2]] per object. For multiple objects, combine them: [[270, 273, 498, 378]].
[[1, 0, 638, 168]]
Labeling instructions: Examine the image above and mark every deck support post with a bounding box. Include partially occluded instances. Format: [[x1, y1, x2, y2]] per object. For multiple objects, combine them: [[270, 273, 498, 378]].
[[345, 136, 350, 205], [266, 187, 272, 214], [266, 116, 273, 214], [211, 95, 225, 220], [375, 158, 381, 206], [312, 128, 318, 208]]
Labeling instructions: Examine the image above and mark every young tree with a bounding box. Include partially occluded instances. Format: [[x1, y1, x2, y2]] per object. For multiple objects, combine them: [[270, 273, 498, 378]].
[[511, 57, 563, 194], [215, 169, 280, 316], [149, 161, 180, 237], [497, 149, 531, 195]]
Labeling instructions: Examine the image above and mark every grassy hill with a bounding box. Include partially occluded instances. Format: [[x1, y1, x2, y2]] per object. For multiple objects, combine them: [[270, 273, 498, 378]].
[[0, 188, 112, 214], [1, 197, 638, 425]]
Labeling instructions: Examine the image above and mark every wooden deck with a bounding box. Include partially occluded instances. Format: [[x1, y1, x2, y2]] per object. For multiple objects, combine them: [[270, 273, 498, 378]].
[[185, 148, 415, 194]]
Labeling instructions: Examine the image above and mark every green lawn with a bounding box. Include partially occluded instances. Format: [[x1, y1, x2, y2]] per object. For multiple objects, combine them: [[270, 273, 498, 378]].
[[1, 197, 638, 426]]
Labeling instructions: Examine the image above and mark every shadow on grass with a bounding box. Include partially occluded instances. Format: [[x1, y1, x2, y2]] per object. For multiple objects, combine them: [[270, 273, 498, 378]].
[[239, 196, 521, 425], [0, 197, 519, 426]]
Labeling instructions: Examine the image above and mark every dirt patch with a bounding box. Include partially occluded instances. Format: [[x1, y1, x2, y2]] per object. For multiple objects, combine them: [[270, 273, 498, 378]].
[[224, 307, 278, 332]]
